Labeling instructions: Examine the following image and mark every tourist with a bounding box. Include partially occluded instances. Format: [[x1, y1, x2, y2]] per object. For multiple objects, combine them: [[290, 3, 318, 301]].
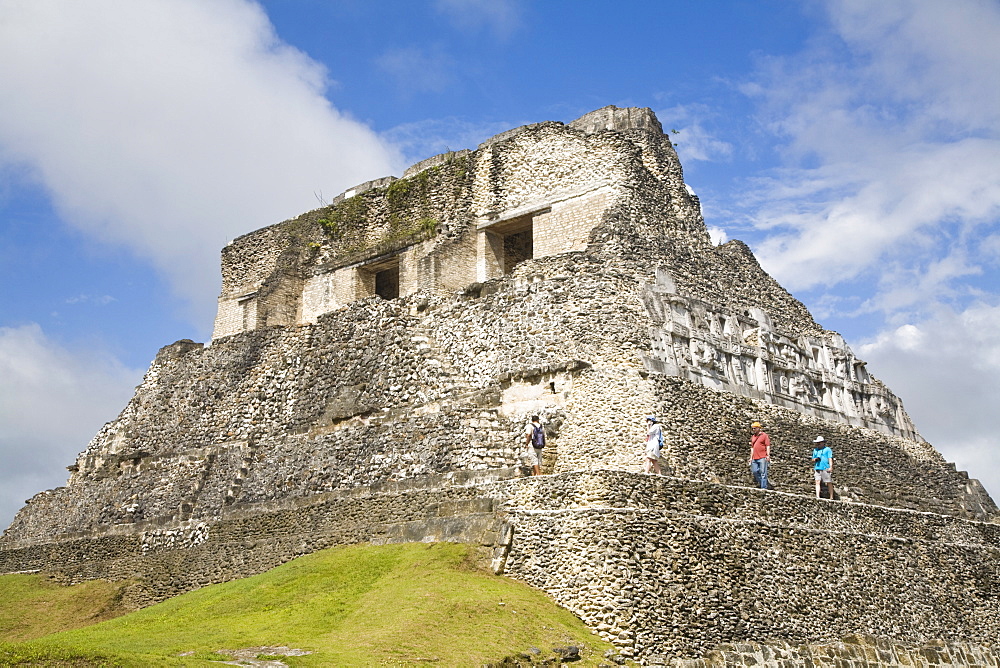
[[748, 421, 771, 489], [525, 415, 545, 476], [811, 436, 834, 499], [644, 416, 663, 475]]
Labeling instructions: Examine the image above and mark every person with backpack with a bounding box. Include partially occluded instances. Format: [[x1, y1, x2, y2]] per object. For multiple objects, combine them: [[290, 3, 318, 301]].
[[524, 415, 546, 476], [644, 416, 663, 475]]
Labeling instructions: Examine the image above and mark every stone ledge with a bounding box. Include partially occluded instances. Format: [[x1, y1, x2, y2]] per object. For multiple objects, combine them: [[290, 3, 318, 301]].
[[500, 469, 1000, 548]]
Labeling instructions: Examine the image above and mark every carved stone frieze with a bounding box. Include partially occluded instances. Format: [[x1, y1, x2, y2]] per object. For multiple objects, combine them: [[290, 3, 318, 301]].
[[641, 270, 919, 440]]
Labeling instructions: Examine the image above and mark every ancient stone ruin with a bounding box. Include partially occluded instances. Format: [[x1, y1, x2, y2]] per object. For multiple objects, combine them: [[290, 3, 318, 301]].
[[2, 106, 998, 665]]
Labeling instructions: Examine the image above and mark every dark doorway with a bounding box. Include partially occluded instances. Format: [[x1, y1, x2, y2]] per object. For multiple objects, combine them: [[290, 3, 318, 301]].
[[484, 213, 536, 276], [360, 256, 400, 300], [502, 228, 533, 274], [375, 265, 399, 299]]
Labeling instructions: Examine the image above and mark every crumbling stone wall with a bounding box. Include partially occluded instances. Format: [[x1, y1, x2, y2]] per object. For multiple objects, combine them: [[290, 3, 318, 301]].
[[499, 471, 1000, 663], [663, 636, 1000, 668], [646, 375, 997, 519], [2, 471, 998, 665], [4, 242, 992, 547], [2, 295, 527, 545], [0, 471, 512, 609], [212, 105, 705, 340]]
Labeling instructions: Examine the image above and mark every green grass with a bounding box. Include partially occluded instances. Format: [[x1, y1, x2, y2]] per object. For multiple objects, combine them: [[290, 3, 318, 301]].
[[0, 573, 128, 642], [0, 543, 615, 666]]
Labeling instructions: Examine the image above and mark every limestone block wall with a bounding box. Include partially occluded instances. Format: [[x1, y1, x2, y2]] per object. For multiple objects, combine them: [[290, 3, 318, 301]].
[[426, 227, 479, 294], [499, 471, 1000, 663], [664, 636, 1000, 668], [647, 375, 996, 519], [213, 221, 312, 338], [530, 186, 614, 259], [7, 243, 993, 548], [212, 152, 475, 338], [212, 298, 244, 340], [0, 472, 512, 609], [300, 235, 441, 323], [300, 271, 340, 322], [213, 106, 701, 339], [3, 471, 998, 665]]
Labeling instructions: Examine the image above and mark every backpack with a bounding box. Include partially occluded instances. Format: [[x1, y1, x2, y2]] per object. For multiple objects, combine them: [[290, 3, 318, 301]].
[[650, 423, 663, 450], [531, 424, 546, 448]]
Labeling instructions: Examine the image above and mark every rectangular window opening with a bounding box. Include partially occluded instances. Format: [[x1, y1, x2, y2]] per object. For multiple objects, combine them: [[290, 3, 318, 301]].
[[485, 215, 534, 276], [359, 256, 400, 300]]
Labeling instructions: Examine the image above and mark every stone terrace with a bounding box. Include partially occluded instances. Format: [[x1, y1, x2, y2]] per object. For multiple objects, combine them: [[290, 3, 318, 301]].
[[2, 471, 998, 663]]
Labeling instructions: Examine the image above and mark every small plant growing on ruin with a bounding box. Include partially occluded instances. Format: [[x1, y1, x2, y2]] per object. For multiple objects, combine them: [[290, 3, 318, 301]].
[[386, 178, 412, 212], [318, 218, 339, 238]]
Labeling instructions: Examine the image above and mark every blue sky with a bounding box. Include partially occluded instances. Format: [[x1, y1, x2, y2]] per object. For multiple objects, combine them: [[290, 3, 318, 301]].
[[2, 0, 999, 528]]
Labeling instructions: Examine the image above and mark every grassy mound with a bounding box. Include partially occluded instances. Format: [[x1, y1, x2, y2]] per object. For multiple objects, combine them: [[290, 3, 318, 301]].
[[0, 573, 128, 642], [0, 542, 614, 666]]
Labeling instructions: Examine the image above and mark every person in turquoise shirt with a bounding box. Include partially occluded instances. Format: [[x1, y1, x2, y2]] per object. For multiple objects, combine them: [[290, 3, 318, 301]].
[[811, 436, 834, 499]]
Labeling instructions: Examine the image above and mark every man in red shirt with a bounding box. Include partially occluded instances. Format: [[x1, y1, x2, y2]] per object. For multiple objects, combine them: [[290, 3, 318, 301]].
[[748, 421, 771, 490]]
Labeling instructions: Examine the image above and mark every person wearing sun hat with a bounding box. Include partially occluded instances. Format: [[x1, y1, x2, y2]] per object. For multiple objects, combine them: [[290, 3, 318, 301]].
[[748, 421, 771, 490], [811, 436, 834, 499], [644, 415, 663, 475]]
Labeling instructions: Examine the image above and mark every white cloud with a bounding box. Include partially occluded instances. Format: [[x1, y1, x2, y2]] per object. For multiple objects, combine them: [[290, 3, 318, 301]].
[[0, 324, 144, 531], [434, 0, 522, 38], [707, 226, 728, 246], [742, 0, 1000, 299], [655, 104, 734, 163], [829, 0, 1000, 130], [730, 0, 1000, 503], [750, 139, 1000, 294], [859, 303, 1000, 500], [0, 0, 402, 329]]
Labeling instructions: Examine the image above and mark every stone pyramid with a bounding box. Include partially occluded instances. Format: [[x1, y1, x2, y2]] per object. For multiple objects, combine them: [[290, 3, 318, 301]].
[[2, 106, 998, 664]]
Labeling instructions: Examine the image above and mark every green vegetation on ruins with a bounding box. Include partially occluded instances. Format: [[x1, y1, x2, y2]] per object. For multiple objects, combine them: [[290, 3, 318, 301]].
[[310, 157, 471, 266], [318, 193, 366, 240], [0, 542, 615, 667], [385, 168, 432, 235]]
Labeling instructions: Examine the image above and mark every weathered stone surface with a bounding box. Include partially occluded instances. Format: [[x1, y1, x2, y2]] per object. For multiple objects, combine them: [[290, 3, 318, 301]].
[[2, 106, 998, 664], [499, 472, 1000, 661]]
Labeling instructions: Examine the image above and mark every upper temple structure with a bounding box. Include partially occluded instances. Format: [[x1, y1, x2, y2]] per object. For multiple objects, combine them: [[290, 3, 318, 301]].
[[3, 106, 999, 664], [212, 105, 915, 441]]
